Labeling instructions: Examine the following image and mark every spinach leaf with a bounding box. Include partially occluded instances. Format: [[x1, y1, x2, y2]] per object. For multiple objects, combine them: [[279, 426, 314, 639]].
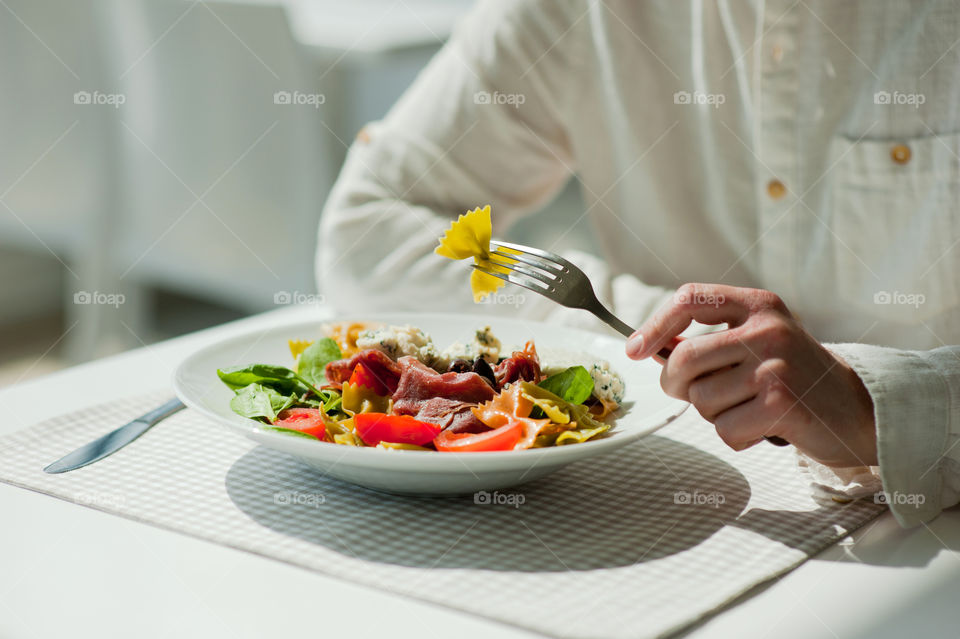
[[537, 366, 594, 405], [295, 390, 343, 415], [229, 383, 296, 421], [217, 364, 316, 396], [296, 337, 342, 387], [297, 396, 323, 409], [321, 392, 343, 414]]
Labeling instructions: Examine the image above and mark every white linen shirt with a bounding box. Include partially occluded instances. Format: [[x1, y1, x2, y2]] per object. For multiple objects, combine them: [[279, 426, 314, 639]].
[[317, 0, 960, 526]]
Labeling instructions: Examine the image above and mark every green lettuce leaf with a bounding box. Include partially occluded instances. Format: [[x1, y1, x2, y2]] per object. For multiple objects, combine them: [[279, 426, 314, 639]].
[[537, 366, 594, 405], [293, 389, 343, 415], [229, 383, 297, 421], [297, 338, 342, 387], [217, 364, 317, 396]]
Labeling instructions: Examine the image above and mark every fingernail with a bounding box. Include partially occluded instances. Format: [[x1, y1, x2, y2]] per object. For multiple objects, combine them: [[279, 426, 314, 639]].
[[626, 332, 644, 359]]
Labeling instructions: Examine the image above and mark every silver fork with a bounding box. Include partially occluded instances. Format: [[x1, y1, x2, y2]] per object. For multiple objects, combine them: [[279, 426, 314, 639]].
[[474, 240, 671, 357], [472, 240, 790, 447]]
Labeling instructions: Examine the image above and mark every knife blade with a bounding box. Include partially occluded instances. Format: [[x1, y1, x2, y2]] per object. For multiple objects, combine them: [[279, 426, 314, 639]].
[[43, 398, 186, 474]]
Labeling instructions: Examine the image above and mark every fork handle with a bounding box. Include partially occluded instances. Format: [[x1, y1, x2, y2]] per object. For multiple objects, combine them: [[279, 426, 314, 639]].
[[595, 304, 790, 447], [593, 305, 672, 360]]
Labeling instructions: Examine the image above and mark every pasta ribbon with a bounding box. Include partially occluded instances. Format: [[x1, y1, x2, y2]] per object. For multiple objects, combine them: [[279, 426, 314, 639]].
[[322, 322, 373, 358], [472, 384, 550, 450], [288, 339, 313, 359], [435, 205, 515, 302], [520, 382, 611, 446], [342, 382, 392, 415]]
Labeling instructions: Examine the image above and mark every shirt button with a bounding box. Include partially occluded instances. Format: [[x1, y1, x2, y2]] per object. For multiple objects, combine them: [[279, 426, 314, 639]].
[[767, 179, 787, 200], [891, 144, 911, 165], [771, 44, 784, 64]]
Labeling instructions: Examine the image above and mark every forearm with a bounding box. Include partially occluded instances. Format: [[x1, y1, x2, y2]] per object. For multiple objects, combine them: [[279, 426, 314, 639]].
[[316, 0, 579, 316], [316, 126, 494, 315]]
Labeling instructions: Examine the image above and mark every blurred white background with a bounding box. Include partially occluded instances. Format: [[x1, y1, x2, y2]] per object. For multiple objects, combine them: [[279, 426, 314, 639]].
[[0, 0, 593, 385]]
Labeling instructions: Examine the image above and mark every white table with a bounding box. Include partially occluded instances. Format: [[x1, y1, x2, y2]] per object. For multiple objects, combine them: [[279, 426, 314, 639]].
[[2, 306, 957, 638]]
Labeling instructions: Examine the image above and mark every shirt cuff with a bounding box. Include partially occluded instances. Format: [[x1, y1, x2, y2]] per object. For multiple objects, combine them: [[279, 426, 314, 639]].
[[795, 451, 882, 502], [825, 342, 950, 526]]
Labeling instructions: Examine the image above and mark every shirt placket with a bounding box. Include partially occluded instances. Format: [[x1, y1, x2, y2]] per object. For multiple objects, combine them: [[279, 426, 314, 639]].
[[756, 2, 799, 302]]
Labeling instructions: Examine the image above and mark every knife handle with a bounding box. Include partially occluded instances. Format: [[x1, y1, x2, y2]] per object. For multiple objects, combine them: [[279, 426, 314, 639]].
[[141, 398, 187, 424]]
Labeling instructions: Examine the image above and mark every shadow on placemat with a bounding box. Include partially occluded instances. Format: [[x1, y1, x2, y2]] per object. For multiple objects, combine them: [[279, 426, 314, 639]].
[[226, 435, 755, 572]]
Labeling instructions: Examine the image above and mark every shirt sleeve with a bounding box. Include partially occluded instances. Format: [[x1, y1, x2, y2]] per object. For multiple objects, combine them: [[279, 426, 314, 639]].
[[316, 0, 678, 331], [821, 342, 960, 526]]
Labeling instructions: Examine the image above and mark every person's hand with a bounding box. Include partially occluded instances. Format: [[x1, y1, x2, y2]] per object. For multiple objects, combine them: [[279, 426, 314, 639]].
[[626, 284, 878, 468]]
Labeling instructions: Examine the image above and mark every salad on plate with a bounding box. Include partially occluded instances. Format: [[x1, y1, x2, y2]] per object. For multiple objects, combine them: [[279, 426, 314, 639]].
[[217, 323, 626, 452]]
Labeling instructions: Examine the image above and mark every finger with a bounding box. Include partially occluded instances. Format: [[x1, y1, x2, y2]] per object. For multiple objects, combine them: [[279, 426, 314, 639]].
[[651, 335, 684, 364], [659, 330, 748, 397], [630, 284, 753, 360], [712, 396, 788, 451], [685, 363, 760, 420]]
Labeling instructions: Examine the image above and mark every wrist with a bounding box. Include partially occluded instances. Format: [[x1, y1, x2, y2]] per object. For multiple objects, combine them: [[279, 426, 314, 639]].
[[836, 353, 879, 466]]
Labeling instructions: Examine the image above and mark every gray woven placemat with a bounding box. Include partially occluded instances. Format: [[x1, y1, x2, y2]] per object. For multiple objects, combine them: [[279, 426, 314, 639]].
[[0, 393, 884, 638]]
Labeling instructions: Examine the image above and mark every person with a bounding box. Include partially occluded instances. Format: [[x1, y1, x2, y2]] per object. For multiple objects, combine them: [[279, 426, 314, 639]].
[[316, 0, 960, 526]]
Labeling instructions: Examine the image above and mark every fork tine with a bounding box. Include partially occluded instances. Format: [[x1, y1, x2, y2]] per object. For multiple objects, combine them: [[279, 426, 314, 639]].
[[490, 259, 557, 283], [471, 264, 555, 296], [489, 248, 563, 273], [483, 250, 558, 285], [490, 240, 575, 271], [480, 241, 644, 343]]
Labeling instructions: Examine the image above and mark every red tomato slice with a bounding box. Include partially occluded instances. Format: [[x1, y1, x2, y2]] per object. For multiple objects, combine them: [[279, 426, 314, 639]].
[[274, 408, 327, 439], [348, 363, 390, 396], [354, 413, 442, 447], [434, 420, 523, 452]]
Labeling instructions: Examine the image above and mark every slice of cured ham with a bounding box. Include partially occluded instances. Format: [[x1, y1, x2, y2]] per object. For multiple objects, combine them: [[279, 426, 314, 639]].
[[404, 397, 490, 434], [494, 341, 542, 387], [324, 349, 403, 394], [391, 357, 495, 432]]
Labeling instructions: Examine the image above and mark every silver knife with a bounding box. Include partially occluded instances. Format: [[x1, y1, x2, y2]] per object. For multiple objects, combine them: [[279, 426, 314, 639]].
[[43, 398, 185, 474]]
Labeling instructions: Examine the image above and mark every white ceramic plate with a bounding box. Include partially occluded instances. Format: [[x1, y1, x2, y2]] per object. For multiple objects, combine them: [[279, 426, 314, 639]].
[[173, 313, 688, 495]]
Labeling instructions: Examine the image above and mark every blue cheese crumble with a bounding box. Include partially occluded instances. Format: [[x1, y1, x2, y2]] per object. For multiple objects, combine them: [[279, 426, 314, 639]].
[[434, 326, 502, 369], [355, 325, 439, 366], [588, 360, 625, 405]]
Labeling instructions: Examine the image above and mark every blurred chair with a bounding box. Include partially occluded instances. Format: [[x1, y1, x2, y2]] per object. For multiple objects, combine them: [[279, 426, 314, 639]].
[[104, 0, 332, 343]]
